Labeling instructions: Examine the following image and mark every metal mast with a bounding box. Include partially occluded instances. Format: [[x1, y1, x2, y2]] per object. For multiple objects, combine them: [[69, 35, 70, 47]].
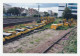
[[38, 4, 40, 20]]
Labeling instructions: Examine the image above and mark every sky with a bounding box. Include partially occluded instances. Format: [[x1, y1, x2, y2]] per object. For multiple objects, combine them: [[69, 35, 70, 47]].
[[6, 3, 59, 13]]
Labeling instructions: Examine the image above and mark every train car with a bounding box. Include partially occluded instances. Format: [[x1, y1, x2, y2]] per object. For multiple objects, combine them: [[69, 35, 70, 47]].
[[38, 23, 45, 28], [15, 29, 26, 35], [58, 21, 63, 26], [3, 32, 13, 40], [32, 25, 40, 30], [7, 31, 16, 33], [7, 31, 18, 39], [51, 24, 58, 29], [32, 25, 38, 30], [20, 28, 31, 34], [3, 38, 5, 42], [25, 26, 35, 31], [41, 17, 54, 25], [41, 17, 47, 24], [47, 17, 50, 24]]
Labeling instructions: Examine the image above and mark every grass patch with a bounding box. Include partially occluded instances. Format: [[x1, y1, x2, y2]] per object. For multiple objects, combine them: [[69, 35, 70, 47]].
[[63, 30, 77, 53], [56, 26, 69, 30], [69, 25, 75, 28], [53, 21, 58, 24], [54, 18, 63, 24], [43, 22, 53, 29], [35, 38, 40, 42], [56, 25, 75, 30], [30, 42, 34, 44], [16, 48, 23, 53]]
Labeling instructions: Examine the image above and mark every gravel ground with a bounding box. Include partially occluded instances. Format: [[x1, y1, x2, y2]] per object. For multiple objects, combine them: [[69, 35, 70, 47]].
[[47, 28, 77, 53], [3, 29, 61, 53], [3, 28, 73, 53]]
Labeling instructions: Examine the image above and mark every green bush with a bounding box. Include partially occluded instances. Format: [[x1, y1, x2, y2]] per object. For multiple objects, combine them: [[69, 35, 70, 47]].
[[33, 15, 40, 17], [53, 21, 58, 24], [43, 23, 53, 29], [56, 26, 69, 30], [69, 25, 74, 28]]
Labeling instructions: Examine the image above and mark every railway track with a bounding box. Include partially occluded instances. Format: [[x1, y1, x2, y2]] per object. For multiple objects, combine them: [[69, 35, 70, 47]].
[[3, 17, 40, 27], [43, 27, 77, 53]]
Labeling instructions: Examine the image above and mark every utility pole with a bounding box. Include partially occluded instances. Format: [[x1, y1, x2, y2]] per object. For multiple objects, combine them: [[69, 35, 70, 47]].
[[38, 4, 40, 20]]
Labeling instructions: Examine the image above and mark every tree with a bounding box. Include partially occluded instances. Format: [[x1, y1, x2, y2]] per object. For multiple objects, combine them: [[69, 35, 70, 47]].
[[62, 7, 72, 20], [33, 14, 40, 17], [7, 8, 13, 16], [44, 12, 49, 16], [54, 13, 57, 16], [7, 7, 21, 16], [21, 13, 27, 16]]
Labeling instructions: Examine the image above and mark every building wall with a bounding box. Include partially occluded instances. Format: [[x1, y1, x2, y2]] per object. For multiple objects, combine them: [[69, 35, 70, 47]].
[[58, 3, 66, 17], [48, 10, 54, 16], [58, 3, 77, 17], [39, 12, 44, 16], [48, 10, 52, 15], [27, 8, 38, 16], [67, 3, 77, 15], [21, 9, 28, 14], [3, 3, 12, 11]]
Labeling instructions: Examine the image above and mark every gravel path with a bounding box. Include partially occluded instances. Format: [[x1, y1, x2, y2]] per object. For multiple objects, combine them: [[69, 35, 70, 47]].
[[3, 29, 71, 53]]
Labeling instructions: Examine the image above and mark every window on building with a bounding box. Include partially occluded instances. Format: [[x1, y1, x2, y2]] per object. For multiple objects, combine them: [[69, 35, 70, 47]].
[[68, 7, 77, 9], [72, 11, 77, 13], [59, 6, 65, 7], [58, 10, 64, 11], [68, 3, 77, 5]]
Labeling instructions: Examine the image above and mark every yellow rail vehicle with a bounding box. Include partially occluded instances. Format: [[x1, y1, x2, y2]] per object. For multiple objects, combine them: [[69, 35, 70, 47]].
[[58, 21, 63, 26], [21, 28, 31, 34], [41, 17, 54, 25], [32, 25, 40, 29], [16, 29, 26, 34], [51, 17, 54, 22], [41, 17, 45, 23], [3, 32, 13, 40], [3, 17, 55, 42], [58, 23, 63, 26], [64, 22, 69, 26], [7, 31, 17, 38], [26, 26, 34, 31], [38, 23, 44, 27], [37, 24, 45, 28], [51, 24, 58, 30], [3, 38, 5, 42], [32, 25, 37, 30], [16, 32, 21, 37], [7, 31, 16, 33]]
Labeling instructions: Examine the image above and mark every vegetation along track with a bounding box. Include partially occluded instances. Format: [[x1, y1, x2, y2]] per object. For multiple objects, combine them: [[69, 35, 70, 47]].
[[43, 27, 77, 53]]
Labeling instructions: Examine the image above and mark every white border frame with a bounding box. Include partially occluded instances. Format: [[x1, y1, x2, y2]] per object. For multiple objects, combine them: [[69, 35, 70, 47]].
[[0, 0, 79, 56]]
